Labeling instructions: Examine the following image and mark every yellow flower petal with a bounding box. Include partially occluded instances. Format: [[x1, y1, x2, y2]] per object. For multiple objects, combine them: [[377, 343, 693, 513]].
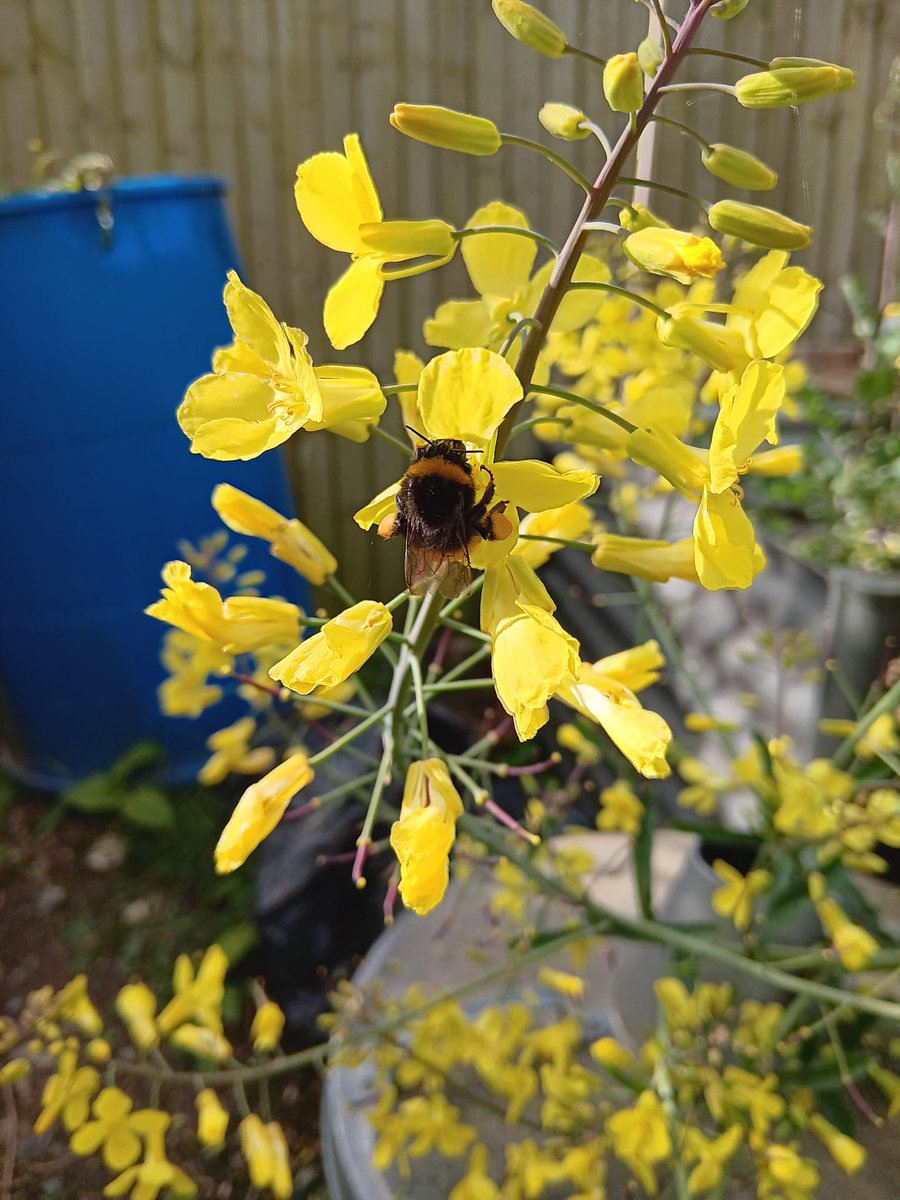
[[354, 481, 402, 530], [223, 271, 289, 367], [417, 348, 523, 444], [492, 606, 580, 742], [559, 670, 672, 778], [513, 501, 592, 568], [423, 299, 494, 350], [178, 374, 284, 461], [215, 754, 314, 873], [492, 460, 599, 512], [461, 201, 536, 300], [307, 364, 386, 441], [709, 361, 783, 493], [269, 601, 392, 693], [693, 488, 758, 590], [323, 255, 385, 350], [294, 135, 379, 254]]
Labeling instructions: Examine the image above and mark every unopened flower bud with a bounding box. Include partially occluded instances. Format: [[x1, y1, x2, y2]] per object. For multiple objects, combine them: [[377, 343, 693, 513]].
[[492, 0, 567, 58], [712, 0, 750, 17], [708, 199, 812, 250], [538, 102, 589, 140], [735, 63, 855, 108], [0, 1058, 31, 1085], [749, 445, 804, 476], [701, 143, 777, 191], [390, 104, 501, 156], [637, 36, 663, 77], [657, 312, 749, 373], [619, 203, 669, 232], [603, 53, 644, 113]]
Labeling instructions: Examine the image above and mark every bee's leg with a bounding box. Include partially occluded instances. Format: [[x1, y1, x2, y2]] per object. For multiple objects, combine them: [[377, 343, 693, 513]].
[[478, 464, 496, 509]]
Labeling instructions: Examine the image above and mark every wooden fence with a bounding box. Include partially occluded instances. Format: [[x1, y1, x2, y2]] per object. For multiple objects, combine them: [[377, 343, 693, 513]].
[[2, 0, 897, 593]]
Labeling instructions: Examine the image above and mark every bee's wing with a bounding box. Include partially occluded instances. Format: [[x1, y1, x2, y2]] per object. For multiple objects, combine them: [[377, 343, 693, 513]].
[[404, 542, 471, 599]]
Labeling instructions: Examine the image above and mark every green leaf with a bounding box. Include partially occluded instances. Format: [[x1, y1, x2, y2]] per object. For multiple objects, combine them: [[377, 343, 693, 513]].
[[121, 786, 174, 830], [63, 774, 123, 813], [108, 741, 164, 785]]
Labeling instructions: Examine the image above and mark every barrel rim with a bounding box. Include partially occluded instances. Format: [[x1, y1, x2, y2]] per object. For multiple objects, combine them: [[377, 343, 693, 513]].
[[0, 174, 227, 218]]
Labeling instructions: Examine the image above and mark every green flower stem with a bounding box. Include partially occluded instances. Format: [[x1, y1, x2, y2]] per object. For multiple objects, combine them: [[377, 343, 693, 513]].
[[564, 44, 607, 68], [499, 134, 592, 192], [653, 1014, 689, 1200], [307, 705, 390, 769], [832, 677, 900, 769], [437, 617, 491, 644], [657, 82, 737, 97], [509, 414, 572, 441], [516, 533, 595, 553], [388, 589, 443, 758], [423, 679, 497, 694], [354, 737, 395, 874], [651, 113, 711, 152], [528, 383, 638, 433], [498, 0, 716, 455], [499, 315, 543, 358], [452, 224, 561, 256], [372, 426, 414, 456], [386, 590, 411, 614], [289, 770, 378, 814], [408, 650, 429, 749], [380, 383, 418, 397], [688, 47, 769, 69], [631, 576, 738, 758], [618, 176, 710, 212], [565, 280, 672, 320], [647, 0, 672, 58], [795, 964, 900, 1045], [460, 814, 900, 1026], [582, 121, 613, 161]]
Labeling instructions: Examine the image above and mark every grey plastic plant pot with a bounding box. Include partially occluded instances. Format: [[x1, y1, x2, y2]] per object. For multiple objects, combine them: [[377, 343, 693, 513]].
[[319, 831, 710, 1199], [816, 565, 900, 743]]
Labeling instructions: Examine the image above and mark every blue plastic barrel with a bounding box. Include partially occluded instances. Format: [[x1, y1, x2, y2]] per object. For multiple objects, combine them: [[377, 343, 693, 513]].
[[0, 176, 305, 787]]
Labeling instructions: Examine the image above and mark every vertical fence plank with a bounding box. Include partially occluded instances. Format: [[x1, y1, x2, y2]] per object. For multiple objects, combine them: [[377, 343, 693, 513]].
[[0, 0, 45, 189]]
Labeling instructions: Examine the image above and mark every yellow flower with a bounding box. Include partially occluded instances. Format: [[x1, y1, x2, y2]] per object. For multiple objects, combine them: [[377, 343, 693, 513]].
[[198, 717, 276, 787], [726, 251, 823, 361], [815, 897, 879, 971], [556, 723, 600, 766], [449, 1145, 502, 1200], [589, 1037, 636, 1073], [685, 1125, 743, 1195], [0, 1059, 31, 1085], [390, 759, 464, 915], [295, 133, 456, 348], [736, 61, 855, 108], [591, 640, 663, 693], [558, 660, 672, 778], [720, 1066, 785, 1133], [482, 558, 580, 740], [870, 1066, 900, 1117], [424, 201, 608, 353], [146, 561, 301, 654], [606, 1090, 672, 1194], [55, 975, 103, 1036], [251, 1000, 286, 1052], [212, 484, 337, 584], [537, 968, 585, 998], [857, 712, 899, 761], [214, 753, 314, 874], [807, 1113, 866, 1174], [103, 1119, 197, 1200], [158, 630, 232, 717], [70, 1087, 156, 1172], [711, 860, 772, 931], [701, 143, 777, 190], [239, 1115, 293, 1199], [749, 444, 804, 476], [177, 272, 323, 460], [157, 945, 228, 1036], [196, 1088, 229, 1149], [625, 227, 725, 285], [757, 1142, 820, 1198], [538, 102, 589, 140], [33, 1048, 100, 1135], [596, 781, 644, 836], [269, 601, 392, 695], [628, 360, 784, 590], [116, 983, 158, 1051], [708, 199, 812, 251], [170, 1024, 232, 1061]]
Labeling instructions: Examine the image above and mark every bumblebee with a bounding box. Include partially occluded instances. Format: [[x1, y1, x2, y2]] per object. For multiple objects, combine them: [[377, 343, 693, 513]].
[[378, 433, 512, 597]]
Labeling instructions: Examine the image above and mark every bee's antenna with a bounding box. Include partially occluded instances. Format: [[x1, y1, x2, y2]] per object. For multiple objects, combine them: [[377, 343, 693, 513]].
[[405, 425, 432, 445], [463, 448, 484, 455]]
